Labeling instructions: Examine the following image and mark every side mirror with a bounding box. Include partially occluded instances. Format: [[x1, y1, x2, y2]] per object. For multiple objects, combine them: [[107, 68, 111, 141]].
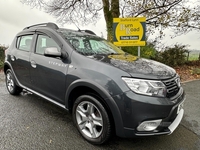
[[44, 47, 62, 57]]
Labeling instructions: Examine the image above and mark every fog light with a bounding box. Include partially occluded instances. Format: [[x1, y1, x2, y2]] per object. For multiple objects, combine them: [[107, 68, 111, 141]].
[[137, 119, 162, 131]]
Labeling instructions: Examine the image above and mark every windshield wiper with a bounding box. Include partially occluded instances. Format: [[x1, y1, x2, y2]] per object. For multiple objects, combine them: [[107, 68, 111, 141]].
[[107, 52, 124, 55]]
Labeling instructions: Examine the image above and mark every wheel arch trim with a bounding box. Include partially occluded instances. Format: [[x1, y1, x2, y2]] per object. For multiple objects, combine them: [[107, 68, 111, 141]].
[[65, 79, 125, 137], [4, 61, 21, 87]]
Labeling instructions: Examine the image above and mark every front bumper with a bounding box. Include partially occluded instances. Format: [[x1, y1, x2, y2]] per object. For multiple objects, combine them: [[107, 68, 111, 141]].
[[135, 108, 184, 136], [168, 108, 184, 134], [113, 87, 185, 138]]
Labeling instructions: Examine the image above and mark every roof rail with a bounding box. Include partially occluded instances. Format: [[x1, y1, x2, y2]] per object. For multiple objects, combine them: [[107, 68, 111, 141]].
[[23, 22, 59, 30], [79, 30, 96, 35]]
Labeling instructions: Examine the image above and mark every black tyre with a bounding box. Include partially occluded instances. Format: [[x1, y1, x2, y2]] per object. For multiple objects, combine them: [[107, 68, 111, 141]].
[[73, 95, 111, 144], [5, 69, 23, 95]]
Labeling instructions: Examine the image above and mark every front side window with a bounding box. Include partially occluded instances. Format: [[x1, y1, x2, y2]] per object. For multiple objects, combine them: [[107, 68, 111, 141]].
[[16, 35, 33, 51], [58, 29, 125, 56], [35, 35, 60, 55]]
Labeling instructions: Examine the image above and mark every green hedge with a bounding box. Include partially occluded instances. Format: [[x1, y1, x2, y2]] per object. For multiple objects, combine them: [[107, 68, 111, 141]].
[[0, 46, 6, 69], [151, 45, 188, 67], [121, 42, 156, 59]]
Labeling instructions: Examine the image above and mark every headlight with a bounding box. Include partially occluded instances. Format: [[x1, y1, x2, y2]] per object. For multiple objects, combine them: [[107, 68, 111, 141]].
[[122, 77, 167, 97]]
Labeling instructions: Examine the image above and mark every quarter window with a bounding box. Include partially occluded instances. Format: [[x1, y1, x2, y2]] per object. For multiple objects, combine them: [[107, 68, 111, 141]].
[[16, 35, 33, 51]]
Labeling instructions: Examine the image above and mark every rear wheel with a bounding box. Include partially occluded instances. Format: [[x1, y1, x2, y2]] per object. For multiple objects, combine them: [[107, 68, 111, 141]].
[[73, 95, 111, 144], [5, 69, 22, 95]]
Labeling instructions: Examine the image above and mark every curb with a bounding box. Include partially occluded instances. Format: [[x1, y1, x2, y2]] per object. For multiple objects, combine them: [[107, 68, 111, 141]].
[[181, 79, 200, 84]]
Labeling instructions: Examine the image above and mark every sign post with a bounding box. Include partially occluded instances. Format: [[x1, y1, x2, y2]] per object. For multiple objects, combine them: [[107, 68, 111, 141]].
[[138, 46, 140, 57], [113, 17, 146, 57]]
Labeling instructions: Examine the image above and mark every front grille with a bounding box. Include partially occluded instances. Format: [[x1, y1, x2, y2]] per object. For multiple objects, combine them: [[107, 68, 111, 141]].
[[163, 77, 180, 98]]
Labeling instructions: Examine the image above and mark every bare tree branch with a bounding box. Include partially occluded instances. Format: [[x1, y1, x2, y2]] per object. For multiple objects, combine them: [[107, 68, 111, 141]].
[[21, 0, 200, 41]]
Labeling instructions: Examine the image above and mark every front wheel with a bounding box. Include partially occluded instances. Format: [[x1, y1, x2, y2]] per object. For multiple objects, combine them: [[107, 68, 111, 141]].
[[73, 95, 112, 145], [5, 69, 22, 95]]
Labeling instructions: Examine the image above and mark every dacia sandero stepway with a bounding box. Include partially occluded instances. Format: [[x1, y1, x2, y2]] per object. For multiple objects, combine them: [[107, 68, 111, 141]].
[[4, 23, 185, 144]]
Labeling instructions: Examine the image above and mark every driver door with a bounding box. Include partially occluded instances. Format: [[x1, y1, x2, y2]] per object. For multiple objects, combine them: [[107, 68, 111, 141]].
[[29, 34, 68, 103]]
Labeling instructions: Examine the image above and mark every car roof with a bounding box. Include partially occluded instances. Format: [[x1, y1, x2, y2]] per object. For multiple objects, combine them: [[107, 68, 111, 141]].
[[21, 22, 96, 36]]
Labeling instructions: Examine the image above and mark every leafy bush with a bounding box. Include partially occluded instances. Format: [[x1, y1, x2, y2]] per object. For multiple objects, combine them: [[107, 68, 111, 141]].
[[0, 45, 7, 69], [185, 60, 200, 66], [121, 42, 156, 59], [151, 45, 188, 67]]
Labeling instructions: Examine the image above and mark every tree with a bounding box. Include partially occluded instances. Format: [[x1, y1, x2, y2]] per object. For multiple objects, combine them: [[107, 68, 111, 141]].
[[21, 0, 200, 41]]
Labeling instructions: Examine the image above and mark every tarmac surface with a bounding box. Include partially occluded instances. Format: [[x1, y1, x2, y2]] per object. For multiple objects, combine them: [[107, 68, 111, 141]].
[[0, 72, 200, 150]]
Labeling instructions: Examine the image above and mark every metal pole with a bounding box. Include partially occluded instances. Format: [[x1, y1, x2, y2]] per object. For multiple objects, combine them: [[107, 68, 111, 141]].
[[138, 46, 140, 57]]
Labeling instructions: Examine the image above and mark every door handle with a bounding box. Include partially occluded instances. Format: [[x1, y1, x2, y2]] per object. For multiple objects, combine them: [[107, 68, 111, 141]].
[[30, 60, 37, 68]]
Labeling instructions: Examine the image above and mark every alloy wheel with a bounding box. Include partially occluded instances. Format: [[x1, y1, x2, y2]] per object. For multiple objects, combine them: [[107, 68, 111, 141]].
[[75, 101, 103, 138]]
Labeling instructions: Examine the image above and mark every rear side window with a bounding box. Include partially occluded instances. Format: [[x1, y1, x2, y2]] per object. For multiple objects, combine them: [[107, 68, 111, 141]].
[[35, 35, 60, 55], [16, 35, 33, 51]]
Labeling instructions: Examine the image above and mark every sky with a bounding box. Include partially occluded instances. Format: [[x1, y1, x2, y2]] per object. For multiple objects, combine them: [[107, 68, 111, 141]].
[[0, 0, 106, 46], [0, 0, 199, 50]]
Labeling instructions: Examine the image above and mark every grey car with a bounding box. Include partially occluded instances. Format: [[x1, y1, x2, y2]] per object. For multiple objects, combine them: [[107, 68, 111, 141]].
[[4, 23, 185, 144]]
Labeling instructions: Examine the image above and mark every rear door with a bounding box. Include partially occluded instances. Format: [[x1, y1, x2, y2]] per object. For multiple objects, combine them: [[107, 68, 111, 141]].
[[29, 32, 69, 103], [10, 34, 34, 87]]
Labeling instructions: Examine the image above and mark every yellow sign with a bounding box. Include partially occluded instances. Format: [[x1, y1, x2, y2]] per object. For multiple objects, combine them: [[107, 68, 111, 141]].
[[113, 17, 146, 47]]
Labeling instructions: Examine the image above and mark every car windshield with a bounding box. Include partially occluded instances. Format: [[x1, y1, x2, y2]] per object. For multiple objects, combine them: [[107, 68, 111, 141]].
[[58, 29, 125, 55]]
